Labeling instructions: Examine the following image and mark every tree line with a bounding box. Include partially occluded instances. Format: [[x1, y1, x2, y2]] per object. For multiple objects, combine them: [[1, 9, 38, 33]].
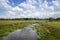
[[0, 18, 60, 21]]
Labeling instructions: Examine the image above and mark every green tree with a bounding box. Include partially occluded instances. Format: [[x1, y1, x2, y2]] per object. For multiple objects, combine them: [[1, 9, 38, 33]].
[[49, 17, 54, 21]]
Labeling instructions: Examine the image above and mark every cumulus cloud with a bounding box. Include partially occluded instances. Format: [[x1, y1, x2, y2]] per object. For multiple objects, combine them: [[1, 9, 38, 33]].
[[0, 0, 60, 18]]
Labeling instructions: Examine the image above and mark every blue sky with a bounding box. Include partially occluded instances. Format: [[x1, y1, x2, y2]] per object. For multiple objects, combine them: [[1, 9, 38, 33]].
[[8, 0, 26, 7], [0, 0, 60, 18]]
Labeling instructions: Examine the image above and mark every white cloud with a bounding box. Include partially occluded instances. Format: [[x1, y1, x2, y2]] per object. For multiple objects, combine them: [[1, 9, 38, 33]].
[[0, 0, 24, 18], [0, 0, 60, 18], [51, 11, 60, 18], [6, 11, 15, 16], [52, 0, 59, 7], [52, 0, 60, 9], [11, 6, 23, 12]]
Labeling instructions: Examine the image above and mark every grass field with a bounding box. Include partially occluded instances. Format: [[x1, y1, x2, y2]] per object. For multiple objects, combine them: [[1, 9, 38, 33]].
[[0, 20, 60, 40]]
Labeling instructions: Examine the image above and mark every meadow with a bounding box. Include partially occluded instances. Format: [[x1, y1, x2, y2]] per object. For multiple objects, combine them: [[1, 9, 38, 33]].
[[0, 20, 60, 40]]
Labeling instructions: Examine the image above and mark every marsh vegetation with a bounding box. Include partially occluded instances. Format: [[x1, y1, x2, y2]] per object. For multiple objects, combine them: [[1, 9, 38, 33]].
[[0, 20, 60, 40]]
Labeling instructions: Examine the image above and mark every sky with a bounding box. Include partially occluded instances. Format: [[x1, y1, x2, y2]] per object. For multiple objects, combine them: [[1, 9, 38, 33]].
[[0, 0, 60, 18]]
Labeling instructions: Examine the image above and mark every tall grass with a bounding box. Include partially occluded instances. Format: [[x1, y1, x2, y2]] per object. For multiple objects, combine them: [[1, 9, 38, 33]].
[[0, 20, 60, 40], [33, 21, 60, 40]]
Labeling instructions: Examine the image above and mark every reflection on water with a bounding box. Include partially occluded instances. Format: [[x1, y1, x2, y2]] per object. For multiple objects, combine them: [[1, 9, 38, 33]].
[[2, 23, 38, 40]]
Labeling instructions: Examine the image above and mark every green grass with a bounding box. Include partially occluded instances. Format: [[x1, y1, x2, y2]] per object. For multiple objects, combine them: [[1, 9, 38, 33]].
[[0, 20, 40, 37], [33, 21, 60, 40], [0, 20, 60, 40]]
